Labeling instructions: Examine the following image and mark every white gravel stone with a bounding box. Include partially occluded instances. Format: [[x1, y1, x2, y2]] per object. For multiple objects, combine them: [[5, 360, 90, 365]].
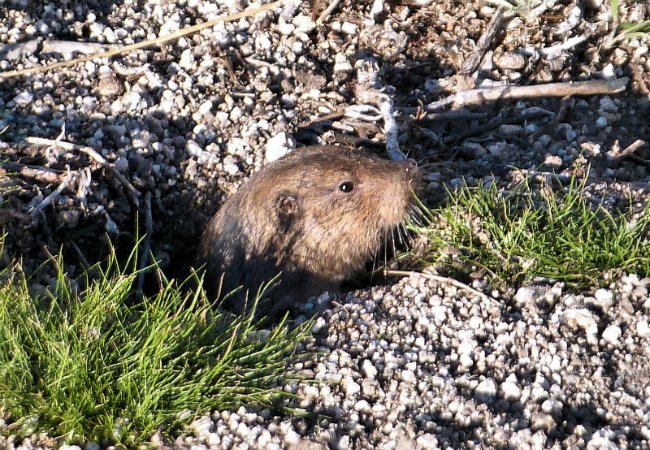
[[601, 324, 621, 345], [541, 399, 563, 416], [401, 370, 416, 383], [636, 319, 650, 338], [12, 91, 33, 106], [343, 377, 361, 395], [361, 359, 378, 379], [562, 307, 599, 344], [501, 379, 521, 402], [514, 286, 535, 305], [341, 22, 358, 35], [264, 132, 292, 162], [415, 434, 438, 449], [475, 378, 498, 401], [333, 53, 353, 72], [593, 288, 614, 309]]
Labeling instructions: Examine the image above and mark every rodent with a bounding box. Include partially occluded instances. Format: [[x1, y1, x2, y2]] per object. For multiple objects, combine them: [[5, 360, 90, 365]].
[[195, 145, 421, 314]]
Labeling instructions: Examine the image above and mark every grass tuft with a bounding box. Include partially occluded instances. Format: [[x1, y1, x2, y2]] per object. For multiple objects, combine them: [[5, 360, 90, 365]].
[[0, 247, 308, 446], [414, 175, 650, 287]]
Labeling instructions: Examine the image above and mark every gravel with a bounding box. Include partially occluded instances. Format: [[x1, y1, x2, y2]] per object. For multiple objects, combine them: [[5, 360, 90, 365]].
[[2, 0, 650, 448], [158, 273, 650, 449]]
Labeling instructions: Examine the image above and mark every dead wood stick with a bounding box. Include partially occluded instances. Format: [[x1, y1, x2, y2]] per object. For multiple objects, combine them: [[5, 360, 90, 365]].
[[403, 77, 629, 114], [31, 169, 76, 221], [1, 161, 64, 183], [617, 139, 647, 158], [0, 0, 283, 79], [297, 110, 345, 128], [418, 111, 488, 122], [316, 0, 341, 25], [614, 139, 650, 166], [25, 136, 141, 208], [460, 7, 507, 75]]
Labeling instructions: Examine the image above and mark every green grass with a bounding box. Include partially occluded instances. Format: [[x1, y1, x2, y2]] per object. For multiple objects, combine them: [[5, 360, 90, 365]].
[[0, 248, 308, 446], [610, 0, 650, 40], [414, 175, 650, 287]]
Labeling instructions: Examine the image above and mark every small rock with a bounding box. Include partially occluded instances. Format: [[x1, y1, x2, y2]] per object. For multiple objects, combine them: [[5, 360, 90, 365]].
[[415, 434, 439, 449], [602, 324, 621, 345], [501, 379, 521, 402], [475, 378, 498, 402], [265, 132, 292, 162], [361, 359, 378, 379], [494, 51, 526, 70], [12, 91, 33, 107]]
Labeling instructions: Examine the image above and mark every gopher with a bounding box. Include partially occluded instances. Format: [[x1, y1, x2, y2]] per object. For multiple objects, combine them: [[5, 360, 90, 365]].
[[196, 145, 421, 313]]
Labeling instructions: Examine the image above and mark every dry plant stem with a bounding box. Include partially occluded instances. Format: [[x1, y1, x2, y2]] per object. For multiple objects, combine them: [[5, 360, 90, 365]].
[[522, 36, 587, 58], [1, 162, 64, 183], [384, 269, 493, 303], [296, 110, 345, 128], [31, 169, 77, 221], [460, 7, 507, 76], [136, 191, 153, 299], [418, 111, 488, 122], [69, 240, 91, 271], [41, 40, 109, 55], [617, 139, 647, 158], [25, 136, 141, 208], [405, 77, 629, 113], [316, 0, 341, 25], [41, 244, 60, 272], [0, 0, 284, 79]]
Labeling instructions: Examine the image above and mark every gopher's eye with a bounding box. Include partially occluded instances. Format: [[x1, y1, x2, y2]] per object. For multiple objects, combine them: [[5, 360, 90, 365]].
[[339, 181, 354, 193]]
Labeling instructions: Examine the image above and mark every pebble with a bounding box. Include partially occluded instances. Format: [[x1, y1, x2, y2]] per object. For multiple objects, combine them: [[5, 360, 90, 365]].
[[500, 379, 521, 402], [475, 379, 498, 401], [264, 132, 292, 162], [601, 324, 621, 345], [12, 91, 33, 107]]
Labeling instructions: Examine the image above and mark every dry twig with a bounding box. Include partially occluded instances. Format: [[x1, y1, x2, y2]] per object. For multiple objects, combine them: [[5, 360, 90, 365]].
[[530, 95, 572, 140], [460, 7, 507, 76], [31, 168, 76, 221], [1, 162, 64, 183], [617, 139, 647, 158], [404, 77, 629, 113], [316, 0, 341, 25], [25, 136, 141, 208], [612, 139, 650, 166]]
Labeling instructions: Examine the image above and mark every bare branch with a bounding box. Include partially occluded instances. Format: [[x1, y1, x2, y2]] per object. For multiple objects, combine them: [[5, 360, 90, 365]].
[[403, 77, 629, 114]]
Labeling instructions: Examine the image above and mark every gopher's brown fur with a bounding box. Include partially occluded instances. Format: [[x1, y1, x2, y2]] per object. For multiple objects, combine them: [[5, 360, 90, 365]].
[[196, 145, 420, 312]]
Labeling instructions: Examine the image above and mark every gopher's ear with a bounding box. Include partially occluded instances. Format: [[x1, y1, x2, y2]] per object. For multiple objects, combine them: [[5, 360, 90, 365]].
[[277, 192, 298, 216], [276, 192, 299, 229]]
